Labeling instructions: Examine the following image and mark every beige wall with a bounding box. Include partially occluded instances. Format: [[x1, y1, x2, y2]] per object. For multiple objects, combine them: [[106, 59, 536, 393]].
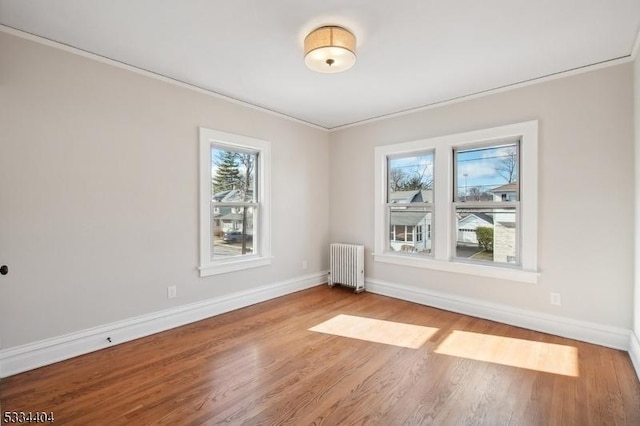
[[0, 32, 330, 348], [330, 63, 635, 328]]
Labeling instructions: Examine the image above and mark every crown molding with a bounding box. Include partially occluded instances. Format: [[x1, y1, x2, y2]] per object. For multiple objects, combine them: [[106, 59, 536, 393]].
[[329, 55, 634, 131], [0, 25, 327, 132], [2, 24, 636, 134]]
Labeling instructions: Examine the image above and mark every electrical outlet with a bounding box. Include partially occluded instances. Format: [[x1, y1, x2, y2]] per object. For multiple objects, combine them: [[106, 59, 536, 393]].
[[168, 285, 177, 299], [550, 292, 562, 306], [302, 260, 308, 270]]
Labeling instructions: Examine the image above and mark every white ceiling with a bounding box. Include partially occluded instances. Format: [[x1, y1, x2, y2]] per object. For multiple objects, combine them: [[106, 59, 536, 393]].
[[2, 1, 639, 129]]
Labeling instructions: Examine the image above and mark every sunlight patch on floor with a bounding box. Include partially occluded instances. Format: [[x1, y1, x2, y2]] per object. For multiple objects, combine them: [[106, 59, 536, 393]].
[[434, 330, 579, 377], [309, 314, 439, 349]]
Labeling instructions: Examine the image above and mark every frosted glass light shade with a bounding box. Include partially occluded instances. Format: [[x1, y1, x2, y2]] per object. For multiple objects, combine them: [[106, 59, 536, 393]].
[[304, 26, 356, 73]]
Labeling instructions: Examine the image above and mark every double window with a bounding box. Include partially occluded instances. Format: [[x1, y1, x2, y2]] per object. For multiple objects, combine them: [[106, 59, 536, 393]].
[[199, 128, 271, 276], [374, 121, 538, 283]]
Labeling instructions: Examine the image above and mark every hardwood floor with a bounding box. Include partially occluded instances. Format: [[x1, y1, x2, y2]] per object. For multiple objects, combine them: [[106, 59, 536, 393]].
[[2, 285, 639, 425]]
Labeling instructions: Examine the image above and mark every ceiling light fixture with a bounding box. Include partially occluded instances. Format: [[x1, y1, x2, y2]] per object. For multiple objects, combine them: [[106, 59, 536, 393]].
[[304, 26, 356, 73]]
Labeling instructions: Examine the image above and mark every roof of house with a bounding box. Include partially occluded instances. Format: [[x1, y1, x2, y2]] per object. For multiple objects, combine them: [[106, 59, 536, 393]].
[[389, 190, 419, 203], [458, 212, 494, 226], [390, 212, 429, 226], [213, 189, 238, 202], [218, 213, 245, 221], [490, 183, 518, 193], [419, 190, 433, 203], [389, 189, 433, 203], [213, 189, 254, 203]]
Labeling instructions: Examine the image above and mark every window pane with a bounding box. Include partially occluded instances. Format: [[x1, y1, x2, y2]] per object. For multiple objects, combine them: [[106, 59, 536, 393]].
[[211, 146, 257, 203], [389, 206, 432, 255], [455, 143, 518, 202], [455, 206, 517, 265], [387, 152, 434, 203], [212, 206, 256, 260]]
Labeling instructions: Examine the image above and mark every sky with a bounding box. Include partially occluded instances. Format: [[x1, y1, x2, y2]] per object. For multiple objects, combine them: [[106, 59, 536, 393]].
[[456, 143, 517, 194], [388, 143, 517, 195], [388, 152, 434, 186]]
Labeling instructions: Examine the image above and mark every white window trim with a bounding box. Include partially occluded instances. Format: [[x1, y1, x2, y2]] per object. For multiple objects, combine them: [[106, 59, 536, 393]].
[[199, 128, 272, 277], [374, 121, 539, 284]]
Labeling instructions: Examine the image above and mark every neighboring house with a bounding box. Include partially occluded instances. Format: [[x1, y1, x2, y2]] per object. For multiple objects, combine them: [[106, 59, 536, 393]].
[[490, 182, 518, 201], [389, 211, 431, 253], [389, 189, 432, 204], [457, 212, 494, 244], [212, 189, 253, 235], [454, 183, 517, 263], [494, 220, 516, 263], [489, 182, 518, 263], [388, 189, 433, 253], [389, 186, 515, 261]]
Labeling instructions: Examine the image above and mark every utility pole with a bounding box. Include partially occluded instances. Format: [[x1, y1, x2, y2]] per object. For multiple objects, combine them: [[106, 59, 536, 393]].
[[463, 173, 468, 201]]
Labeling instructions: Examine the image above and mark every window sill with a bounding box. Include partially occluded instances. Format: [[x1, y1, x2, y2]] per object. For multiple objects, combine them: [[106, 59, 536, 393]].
[[373, 252, 539, 284], [199, 256, 272, 277]]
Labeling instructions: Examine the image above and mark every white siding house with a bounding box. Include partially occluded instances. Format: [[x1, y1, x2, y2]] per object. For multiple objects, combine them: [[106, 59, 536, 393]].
[[213, 189, 254, 235], [388, 190, 432, 253]]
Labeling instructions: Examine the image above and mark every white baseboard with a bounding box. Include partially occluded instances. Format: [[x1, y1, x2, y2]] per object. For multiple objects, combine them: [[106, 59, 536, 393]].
[[630, 332, 640, 379], [0, 272, 327, 378], [366, 278, 631, 351]]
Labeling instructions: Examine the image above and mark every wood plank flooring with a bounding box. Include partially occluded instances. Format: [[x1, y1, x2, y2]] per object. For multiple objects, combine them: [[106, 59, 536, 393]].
[[2, 285, 639, 425]]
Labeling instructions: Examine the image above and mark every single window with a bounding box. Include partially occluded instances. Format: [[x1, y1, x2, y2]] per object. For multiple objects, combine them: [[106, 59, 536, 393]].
[[199, 128, 271, 276], [386, 152, 434, 256]]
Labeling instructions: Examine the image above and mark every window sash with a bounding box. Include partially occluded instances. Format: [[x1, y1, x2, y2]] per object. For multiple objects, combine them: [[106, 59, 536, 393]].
[[211, 145, 259, 203], [452, 141, 520, 203], [386, 204, 433, 255], [213, 202, 259, 208], [451, 201, 519, 209], [386, 150, 434, 204], [452, 203, 521, 266], [211, 205, 259, 260]]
